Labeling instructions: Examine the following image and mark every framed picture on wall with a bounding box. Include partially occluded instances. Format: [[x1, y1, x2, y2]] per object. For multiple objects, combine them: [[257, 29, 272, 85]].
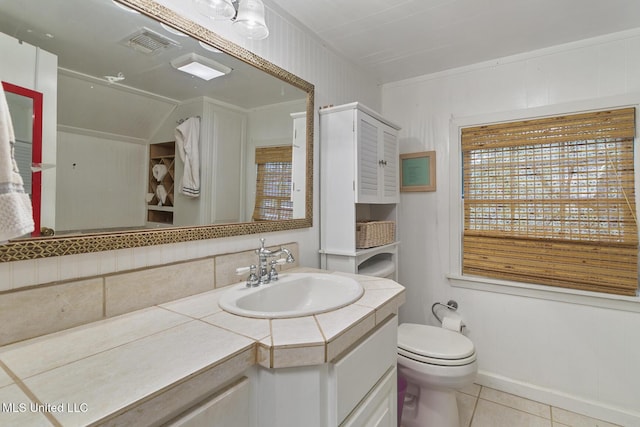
[[400, 151, 436, 192]]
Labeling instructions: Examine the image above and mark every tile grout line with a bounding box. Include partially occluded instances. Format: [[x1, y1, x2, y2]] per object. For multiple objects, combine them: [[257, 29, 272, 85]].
[[467, 385, 623, 427], [468, 385, 482, 427], [474, 394, 554, 424], [0, 360, 62, 427]]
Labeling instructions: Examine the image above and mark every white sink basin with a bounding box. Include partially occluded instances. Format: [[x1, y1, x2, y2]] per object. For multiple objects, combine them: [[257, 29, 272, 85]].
[[218, 273, 364, 318]]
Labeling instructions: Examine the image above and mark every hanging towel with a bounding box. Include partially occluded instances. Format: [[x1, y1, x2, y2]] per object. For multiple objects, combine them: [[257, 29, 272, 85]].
[[0, 83, 34, 243], [175, 116, 200, 197]]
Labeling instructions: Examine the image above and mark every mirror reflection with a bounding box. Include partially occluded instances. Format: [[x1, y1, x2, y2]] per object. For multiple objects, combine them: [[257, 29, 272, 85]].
[[0, 0, 308, 238]]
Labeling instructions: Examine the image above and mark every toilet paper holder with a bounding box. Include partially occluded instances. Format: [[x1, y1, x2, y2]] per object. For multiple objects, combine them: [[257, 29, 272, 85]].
[[431, 300, 459, 324]]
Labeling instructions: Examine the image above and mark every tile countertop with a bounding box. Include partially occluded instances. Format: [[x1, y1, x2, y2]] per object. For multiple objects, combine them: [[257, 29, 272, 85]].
[[0, 268, 405, 426]]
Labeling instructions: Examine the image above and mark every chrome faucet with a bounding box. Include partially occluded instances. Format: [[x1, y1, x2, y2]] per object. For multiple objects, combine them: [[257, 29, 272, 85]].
[[256, 238, 295, 285]]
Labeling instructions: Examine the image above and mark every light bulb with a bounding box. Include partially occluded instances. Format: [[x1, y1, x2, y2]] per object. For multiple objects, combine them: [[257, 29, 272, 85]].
[[193, 0, 236, 20], [233, 0, 269, 40]]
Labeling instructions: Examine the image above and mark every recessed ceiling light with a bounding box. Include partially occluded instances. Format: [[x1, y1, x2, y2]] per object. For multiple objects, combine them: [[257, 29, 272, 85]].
[[170, 53, 232, 81]]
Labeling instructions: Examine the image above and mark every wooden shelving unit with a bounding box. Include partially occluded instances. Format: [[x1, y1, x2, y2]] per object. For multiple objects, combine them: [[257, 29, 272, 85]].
[[147, 141, 175, 224]]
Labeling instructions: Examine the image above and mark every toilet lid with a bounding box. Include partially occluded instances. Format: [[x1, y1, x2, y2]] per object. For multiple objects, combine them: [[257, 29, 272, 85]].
[[398, 323, 475, 361]]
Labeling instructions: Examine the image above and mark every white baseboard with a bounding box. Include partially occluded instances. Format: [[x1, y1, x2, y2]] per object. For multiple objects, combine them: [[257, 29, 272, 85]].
[[475, 370, 640, 427]]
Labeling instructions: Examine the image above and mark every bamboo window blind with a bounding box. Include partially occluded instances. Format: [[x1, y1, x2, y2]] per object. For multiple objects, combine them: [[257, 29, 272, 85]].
[[253, 146, 293, 221], [461, 107, 638, 296]]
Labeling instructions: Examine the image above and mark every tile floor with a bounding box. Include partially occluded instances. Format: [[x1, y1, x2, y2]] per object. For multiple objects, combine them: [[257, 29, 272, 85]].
[[449, 385, 622, 427]]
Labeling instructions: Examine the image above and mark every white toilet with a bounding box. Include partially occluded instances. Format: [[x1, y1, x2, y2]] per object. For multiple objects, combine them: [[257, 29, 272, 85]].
[[397, 323, 477, 427]]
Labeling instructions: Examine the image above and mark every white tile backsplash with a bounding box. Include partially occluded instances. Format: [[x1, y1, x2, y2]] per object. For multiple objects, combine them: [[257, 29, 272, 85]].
[[0, 243, 299, 345], [0, 262, 12, 291], [58, 254, 81, 282], [11, 259, 37, 289], [114, 247, 135, 272]]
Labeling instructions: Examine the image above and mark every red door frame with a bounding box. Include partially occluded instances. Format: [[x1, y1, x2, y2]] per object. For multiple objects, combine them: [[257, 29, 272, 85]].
[[2, 81, 43, 237]]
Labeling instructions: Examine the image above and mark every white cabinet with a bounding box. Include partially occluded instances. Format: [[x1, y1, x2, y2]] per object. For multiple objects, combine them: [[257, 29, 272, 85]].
[[355, 110, 399, 204], [165, 378, 250, 427], [341, 367, 397, 427], [251, 316, 398, 427], [330, 315, 398, 425], [320, 102, 400, 205], [319, 102, 401, 280]]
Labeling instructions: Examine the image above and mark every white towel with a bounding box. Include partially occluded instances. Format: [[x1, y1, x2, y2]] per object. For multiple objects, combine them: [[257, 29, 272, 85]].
[[0, 84, 34, 243], [155, 184, 167, 205], [152, 163, 167, 182], [175, 117, 200, 197]]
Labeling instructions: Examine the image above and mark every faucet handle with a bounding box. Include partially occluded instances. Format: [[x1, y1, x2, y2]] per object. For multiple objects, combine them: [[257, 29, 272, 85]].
[[235, 265, 251, 275], [268, 260, 279, 282], [247, 265, 259, 287], [236, 265, 259, 287]]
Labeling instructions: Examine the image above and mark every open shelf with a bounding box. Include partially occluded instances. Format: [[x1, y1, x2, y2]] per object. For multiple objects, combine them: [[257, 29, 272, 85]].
[[147, 141, 175, 224]]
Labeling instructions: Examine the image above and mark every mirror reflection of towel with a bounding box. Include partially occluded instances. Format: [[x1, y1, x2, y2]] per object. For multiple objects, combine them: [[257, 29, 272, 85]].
[[155, 184, 167, 206], [152, 164, 167, 182], [175, 117, 200, 197], [0, 84, 34, 243]]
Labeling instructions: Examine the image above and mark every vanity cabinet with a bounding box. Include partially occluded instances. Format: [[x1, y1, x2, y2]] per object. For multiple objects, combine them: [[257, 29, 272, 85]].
[[320, 102, 400, 280], [330, 315, 398, 426], [341, 367, 397, 427], [252, 315, 398, 427], [165, 377, 250, 427]]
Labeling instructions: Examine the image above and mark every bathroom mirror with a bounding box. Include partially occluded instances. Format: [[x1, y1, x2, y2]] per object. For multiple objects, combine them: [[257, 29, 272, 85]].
[[0, 0, 314, 262]]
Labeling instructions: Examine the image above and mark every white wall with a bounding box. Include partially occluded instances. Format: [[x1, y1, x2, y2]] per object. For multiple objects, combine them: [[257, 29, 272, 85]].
[[382, 29, 640, 425], [55, 131, 147, 232]]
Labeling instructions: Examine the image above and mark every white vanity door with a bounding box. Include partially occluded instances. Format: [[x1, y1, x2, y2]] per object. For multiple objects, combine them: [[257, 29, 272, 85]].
[[165, 377, 250, 427], [341, 367, 397, 427], [332, 316, 397, 424]]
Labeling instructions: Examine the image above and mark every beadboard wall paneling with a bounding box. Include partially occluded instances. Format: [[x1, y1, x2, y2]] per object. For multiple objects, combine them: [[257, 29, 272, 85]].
[[382, 29, 640, 427]]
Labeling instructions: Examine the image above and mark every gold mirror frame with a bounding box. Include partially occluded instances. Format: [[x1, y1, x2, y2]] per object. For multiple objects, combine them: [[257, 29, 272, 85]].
[[0, 0, 314, 262]]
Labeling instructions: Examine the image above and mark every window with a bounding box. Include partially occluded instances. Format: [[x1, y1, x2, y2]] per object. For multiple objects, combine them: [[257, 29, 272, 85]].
[[253, 145, 293, 221], [461, 107, 637, 296]]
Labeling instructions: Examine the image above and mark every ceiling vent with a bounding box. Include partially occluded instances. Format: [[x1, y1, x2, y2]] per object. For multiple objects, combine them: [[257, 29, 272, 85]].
[[121, 28, 179, 55]]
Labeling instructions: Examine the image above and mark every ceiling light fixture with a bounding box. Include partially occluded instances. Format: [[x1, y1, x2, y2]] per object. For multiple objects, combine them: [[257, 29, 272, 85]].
[[193, 0, 269, 40], [171, 53, 232, 80]]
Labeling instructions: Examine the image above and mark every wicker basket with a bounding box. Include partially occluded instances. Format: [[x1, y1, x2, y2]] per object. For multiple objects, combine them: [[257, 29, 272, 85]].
[[356, 221, 396, 249]]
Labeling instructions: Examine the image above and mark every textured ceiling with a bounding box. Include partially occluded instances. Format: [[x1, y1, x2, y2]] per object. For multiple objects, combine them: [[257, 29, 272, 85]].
[[269, 0, 640, 84]]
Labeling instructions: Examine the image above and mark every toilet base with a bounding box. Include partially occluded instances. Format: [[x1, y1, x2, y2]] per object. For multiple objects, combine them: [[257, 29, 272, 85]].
[[401, 386, 460, 427]]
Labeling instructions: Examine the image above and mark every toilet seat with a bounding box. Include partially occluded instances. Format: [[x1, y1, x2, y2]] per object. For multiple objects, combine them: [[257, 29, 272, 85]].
[[398, 323, 476, 367]]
